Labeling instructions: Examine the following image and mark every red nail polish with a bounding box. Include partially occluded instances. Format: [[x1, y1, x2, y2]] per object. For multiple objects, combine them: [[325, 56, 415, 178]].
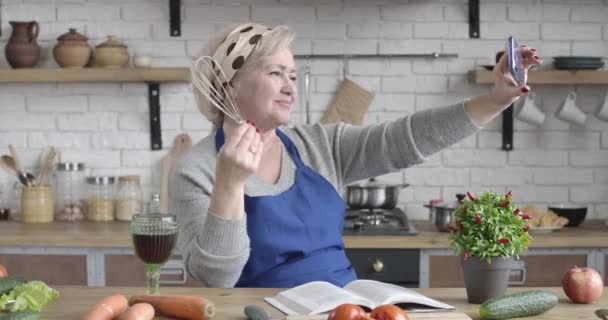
[[534, 55, 540, 60], [521, 87, 529, 93], [530, 48, 536, 52], [256, 128, 260, 133]]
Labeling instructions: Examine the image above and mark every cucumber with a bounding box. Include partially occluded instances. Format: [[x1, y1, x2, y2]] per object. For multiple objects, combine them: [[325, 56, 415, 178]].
[[0, 277, 27, 296], [479, 290, 558, 319], [0, 310, 40, 320]]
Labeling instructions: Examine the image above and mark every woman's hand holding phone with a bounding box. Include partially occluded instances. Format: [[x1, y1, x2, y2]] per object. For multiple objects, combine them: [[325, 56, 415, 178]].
[[489, 36, 543, 108]]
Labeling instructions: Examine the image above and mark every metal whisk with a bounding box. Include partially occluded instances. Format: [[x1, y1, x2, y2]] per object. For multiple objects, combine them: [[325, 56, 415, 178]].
[[190, 56, 244, 124]]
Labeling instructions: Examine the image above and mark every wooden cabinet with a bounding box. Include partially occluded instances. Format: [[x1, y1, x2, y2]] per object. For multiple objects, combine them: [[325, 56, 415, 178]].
[[427, 253, 587, 288], [346, 249, 419, 287], [0, 254, 87, 286], [104, 254, 200, 287]]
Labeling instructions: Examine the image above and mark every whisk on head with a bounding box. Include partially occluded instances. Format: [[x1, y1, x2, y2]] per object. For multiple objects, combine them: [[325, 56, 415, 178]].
[[191, 56, 244, 124]]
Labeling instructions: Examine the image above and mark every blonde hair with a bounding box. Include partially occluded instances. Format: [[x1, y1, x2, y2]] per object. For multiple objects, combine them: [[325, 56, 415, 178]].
[[193, 24, 295, 130]]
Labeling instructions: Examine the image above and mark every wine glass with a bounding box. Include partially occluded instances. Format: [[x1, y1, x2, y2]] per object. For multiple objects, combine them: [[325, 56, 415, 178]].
[[130, 213, 178, 294]]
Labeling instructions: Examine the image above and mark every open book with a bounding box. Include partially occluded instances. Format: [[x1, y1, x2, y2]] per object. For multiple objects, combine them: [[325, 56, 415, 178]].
[[264, 280, 454, 316]]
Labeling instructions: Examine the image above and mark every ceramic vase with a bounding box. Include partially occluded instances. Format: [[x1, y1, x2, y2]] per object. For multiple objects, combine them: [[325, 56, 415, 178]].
[[5, 21, 41, 68]]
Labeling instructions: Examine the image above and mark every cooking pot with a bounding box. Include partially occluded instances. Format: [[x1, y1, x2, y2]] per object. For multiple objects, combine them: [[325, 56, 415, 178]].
[[345, 178, 409, 209], [426, 194, 466, 232]]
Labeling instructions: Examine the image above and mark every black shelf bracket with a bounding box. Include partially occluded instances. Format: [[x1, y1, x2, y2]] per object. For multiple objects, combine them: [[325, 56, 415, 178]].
[[169, 0, 181, 37], [502, 104, 514, 151], [148, 82, 162, 150], [469, 0, 480, 38]]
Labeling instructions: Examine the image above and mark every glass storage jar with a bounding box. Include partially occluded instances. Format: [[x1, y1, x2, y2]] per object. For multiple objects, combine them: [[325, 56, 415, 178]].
[[55, 162, 86, 221], [86, 176, 115, 221], [115, 175, 143, 221]]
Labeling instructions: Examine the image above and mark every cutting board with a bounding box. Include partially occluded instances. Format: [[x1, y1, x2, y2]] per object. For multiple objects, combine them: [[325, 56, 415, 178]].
[[160, 133, 192, 214], [286, 312, 471, 320]]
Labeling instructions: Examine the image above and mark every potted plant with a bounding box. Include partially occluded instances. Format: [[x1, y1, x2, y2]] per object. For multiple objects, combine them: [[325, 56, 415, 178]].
[[449, 191, 531, 304]]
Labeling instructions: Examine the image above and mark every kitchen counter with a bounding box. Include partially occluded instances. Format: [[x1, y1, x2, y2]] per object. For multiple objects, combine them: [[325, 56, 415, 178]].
[[1, 220, 607, 249], [2, 220, 607, 287], [39, 286, 607, 320]]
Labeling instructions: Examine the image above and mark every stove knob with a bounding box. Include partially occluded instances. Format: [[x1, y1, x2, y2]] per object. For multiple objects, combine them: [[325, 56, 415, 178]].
[[353, 221, 364, 232], [372, 259, 384, 273]]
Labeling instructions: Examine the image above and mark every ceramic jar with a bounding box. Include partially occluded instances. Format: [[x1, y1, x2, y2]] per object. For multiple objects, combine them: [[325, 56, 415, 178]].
[[94, 35, 129, 68], [53, 28, 92, 68], [21, 185, 54, 223], [5, 21, 41, 68]]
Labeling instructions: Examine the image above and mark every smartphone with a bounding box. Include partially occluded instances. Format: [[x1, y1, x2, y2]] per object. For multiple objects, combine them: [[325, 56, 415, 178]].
[[507, 36, 525, 86]]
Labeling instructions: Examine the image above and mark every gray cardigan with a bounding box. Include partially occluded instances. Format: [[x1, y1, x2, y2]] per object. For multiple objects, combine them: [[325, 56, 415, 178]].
[[168, 102, 480, 287]]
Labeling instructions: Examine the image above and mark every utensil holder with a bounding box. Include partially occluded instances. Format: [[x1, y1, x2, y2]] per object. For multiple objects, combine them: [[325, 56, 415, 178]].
[[21, 185, 54, 223]]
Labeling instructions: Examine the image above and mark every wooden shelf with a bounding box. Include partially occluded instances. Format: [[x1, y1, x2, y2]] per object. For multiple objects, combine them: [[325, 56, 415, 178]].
[[0, 67, 190, 83], [469, 69, 608, 85]]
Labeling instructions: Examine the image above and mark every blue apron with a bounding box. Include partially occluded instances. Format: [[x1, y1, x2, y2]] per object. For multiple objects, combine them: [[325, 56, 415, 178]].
[[215, 128, 356, 288]]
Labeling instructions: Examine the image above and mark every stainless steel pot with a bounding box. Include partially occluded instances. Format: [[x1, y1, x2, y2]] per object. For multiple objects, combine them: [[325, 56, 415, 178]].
[[426, 194, 466, 232], [345, 178, 409, 209]]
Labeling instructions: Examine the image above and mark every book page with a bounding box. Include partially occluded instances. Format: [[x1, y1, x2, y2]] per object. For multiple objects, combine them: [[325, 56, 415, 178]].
[[344, 280, 454, 311], [265, 281, 372, 315]]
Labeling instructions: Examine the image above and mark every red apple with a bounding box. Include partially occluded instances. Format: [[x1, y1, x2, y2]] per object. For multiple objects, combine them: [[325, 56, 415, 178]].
[[562, 266, 604, 303]]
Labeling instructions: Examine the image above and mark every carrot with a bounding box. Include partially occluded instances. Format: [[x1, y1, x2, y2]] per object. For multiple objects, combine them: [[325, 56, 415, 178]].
[[82, 294, 129, 320], [118, 303, 155, 320], [129, 294, 215, 320]]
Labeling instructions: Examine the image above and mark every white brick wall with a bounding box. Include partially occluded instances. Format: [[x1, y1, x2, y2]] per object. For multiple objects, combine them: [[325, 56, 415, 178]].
[[0, 0, 607, 219]]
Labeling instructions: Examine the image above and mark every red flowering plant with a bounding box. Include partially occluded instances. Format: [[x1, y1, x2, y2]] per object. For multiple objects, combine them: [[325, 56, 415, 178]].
[[449, 191, 531, 263]]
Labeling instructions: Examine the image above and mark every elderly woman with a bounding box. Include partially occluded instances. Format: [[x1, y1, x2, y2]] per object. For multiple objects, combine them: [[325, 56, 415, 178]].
[[169, 23, 541, 288]]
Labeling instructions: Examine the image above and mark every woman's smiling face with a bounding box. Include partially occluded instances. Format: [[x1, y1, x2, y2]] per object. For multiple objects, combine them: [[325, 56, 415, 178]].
[[233, 48, 297, 131]]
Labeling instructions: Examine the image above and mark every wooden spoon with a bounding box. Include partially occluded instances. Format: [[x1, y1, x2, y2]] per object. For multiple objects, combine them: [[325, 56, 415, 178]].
[[38, 146, 57, 186], [160, 133, 192, 214], [1, 155, 34, 186]]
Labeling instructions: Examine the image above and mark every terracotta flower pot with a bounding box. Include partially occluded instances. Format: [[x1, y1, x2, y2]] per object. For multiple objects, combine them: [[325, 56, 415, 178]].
[[5, 21, 41, 68], [461, 256, 513, 304], [53, 28, 92, 68]]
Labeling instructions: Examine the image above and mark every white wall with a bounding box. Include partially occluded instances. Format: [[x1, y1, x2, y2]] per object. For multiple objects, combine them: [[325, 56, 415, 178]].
[[0, 0, 606, 219]]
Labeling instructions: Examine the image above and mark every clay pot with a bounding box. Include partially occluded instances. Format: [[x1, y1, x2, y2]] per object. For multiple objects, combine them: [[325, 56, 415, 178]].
[[94, 35, 129, 68], [5, 21, 41, 68], [53, 28, 92, 68]]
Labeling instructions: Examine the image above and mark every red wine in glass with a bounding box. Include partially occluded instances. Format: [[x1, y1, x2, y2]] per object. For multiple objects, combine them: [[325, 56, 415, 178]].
[[133, 233, 177, 264], [130, 213, 178, 294]]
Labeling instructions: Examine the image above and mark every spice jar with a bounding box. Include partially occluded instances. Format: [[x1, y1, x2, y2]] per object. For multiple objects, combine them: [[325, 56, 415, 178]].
[[86, 176, 115, 221], [55, 162, 86, 221], [147, 193, 161, 214], [115, 175, 143, 221]]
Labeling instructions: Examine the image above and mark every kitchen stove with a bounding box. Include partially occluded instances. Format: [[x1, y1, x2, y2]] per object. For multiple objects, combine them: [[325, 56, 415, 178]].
[[343, 207, 417, 235]]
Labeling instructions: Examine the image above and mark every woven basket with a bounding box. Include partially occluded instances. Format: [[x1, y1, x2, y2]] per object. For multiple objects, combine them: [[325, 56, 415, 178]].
[[21, 185, 54, 223], [320, 78, 374, 125]]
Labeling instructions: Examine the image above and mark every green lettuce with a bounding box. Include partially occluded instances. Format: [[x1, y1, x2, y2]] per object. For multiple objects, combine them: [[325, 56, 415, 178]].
[[0, 281, 59, 312]]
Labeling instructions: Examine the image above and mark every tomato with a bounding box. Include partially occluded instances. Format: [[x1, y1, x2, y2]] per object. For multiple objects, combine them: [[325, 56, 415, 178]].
[[0, 264, 7, 278], [370, 305, 410, 320], [327, 303, 367, 320]]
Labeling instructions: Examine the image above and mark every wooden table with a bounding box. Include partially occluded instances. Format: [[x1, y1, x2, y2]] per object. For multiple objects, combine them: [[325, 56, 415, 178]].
[[40, 286, 607, 320]]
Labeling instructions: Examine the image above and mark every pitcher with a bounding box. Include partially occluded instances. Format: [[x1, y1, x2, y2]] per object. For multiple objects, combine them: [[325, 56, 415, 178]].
[[5, 21, 41, 68]]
